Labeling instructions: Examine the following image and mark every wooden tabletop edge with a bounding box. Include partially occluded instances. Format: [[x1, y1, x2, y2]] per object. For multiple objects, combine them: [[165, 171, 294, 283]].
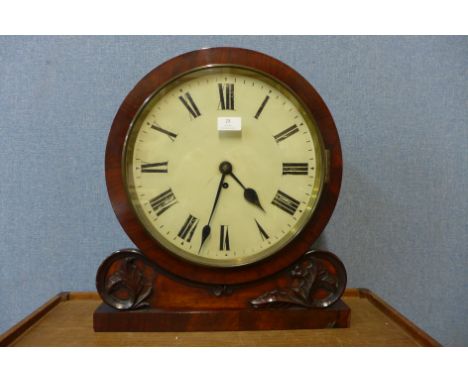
[[357, 288, 441, 347], [342, 288, 361, 297], [0, 292, 70, 346], [67, 291, 102, 301], [0, 289, 442, 347]]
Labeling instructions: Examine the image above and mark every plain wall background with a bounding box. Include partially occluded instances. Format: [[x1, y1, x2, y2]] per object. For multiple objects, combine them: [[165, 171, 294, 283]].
[[0, 36, 466, 345]]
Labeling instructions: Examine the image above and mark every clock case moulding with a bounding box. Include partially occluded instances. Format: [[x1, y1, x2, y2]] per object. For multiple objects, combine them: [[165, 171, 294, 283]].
[[94, 47, 349, 332]]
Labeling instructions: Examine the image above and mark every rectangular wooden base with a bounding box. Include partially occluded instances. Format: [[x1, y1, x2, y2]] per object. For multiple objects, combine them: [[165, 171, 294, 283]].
[[93, 300, 351, 332]]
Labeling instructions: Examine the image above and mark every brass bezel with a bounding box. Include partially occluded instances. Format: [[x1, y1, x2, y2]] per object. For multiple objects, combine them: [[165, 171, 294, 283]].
[[122, 64, 326, 268]]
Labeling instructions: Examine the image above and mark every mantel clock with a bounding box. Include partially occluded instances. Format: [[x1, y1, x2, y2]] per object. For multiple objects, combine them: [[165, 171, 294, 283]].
[[94, 47, 348, 331]]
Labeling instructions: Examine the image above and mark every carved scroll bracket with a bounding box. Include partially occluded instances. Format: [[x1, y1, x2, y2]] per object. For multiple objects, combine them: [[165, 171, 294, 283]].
[[96, 249, 156, 310], [250, 250, 347, 309], [96, 249, 236, 311]]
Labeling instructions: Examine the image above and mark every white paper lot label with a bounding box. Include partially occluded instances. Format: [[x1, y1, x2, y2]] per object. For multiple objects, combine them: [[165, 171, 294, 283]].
[[217, 117, 241, 131]]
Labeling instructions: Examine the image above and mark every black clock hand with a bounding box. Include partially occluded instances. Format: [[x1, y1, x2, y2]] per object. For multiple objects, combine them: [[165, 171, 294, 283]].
[[228, 171, 265, 212], [199, 163, 232, 253], [199, 174, 225, 253]]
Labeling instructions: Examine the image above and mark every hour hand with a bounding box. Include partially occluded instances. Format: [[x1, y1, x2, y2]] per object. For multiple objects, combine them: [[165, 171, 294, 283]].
[[229, 172, 265, 212], [243, 188, 264, 212]]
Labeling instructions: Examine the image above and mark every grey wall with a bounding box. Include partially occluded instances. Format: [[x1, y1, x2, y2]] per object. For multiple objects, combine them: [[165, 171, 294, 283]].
[[0, 36, 466, 345]]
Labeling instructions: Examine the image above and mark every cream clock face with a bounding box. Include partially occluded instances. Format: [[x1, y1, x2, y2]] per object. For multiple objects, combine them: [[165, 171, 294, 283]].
[[124, 66, 325, 267]]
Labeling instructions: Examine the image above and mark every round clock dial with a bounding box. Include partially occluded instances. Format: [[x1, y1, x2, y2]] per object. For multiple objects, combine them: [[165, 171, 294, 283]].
[[123, 66, 325, 267]]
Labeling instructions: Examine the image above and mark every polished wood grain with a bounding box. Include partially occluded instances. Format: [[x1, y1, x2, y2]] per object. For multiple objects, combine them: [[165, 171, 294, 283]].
[[0, 289, 441, 346], [94, 300, 350, 332], [105, 47, 343, 285]]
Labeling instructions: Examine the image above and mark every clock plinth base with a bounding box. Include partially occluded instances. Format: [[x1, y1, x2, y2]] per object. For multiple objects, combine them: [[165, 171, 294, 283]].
[[93, 299, 350, 332], [94, 248, 349, 332]]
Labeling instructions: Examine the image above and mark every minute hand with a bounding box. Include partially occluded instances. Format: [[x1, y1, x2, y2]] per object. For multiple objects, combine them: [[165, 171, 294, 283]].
[[229, 171, 265, 212], [199, 173, 226, 253]]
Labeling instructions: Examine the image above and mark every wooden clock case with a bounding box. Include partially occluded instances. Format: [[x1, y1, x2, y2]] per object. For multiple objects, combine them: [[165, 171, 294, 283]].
[[94, 47, 349, 332]]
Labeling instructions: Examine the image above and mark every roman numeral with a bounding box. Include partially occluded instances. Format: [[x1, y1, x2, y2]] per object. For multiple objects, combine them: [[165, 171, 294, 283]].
[[254, 95, 270, 119], [150, 124, 177, 141], [271, 190, 300, 215], [219, 225, 230, 251], [179, 92, 201, 118], [273, 124, 299, 143], [255, 219, 269, 241], [141, 161, 168, 173], [178, 214, 199, 242], [149, 189, 178, 216], [218, 83, 234, 110], [282, 162, 308, 175]]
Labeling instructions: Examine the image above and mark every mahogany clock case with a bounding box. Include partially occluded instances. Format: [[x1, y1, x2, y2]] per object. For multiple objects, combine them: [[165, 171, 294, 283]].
[[105, 47, 343, 286]]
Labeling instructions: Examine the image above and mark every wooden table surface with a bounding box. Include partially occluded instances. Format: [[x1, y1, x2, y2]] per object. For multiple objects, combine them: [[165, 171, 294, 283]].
[[0, 289, 440, 346]]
